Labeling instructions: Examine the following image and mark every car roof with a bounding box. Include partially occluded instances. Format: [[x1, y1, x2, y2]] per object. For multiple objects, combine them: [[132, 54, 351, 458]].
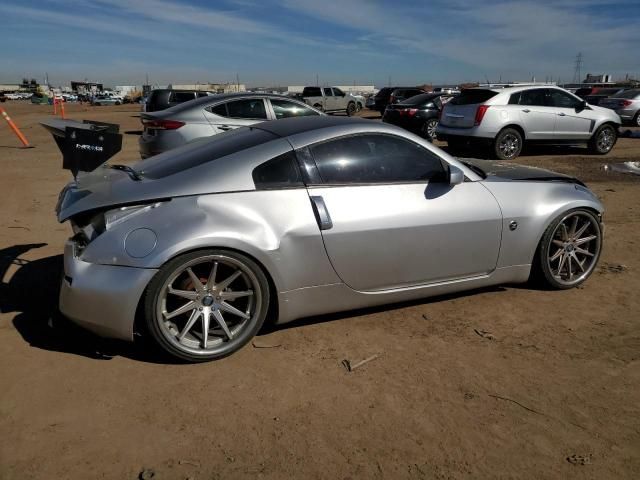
[[249, 115, 372, 138], [470, 85, 565, 94], [162, 92, 296, 113]]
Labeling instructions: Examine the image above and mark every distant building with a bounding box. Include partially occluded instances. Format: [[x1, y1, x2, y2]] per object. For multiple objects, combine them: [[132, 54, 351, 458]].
[[169, 83, 246, 93], [584, 73, 613, 84], [71, 81, 103, 94], [287, 85, 375, 95], [115, 85, 141, 96], [0, 84, 21, 92]]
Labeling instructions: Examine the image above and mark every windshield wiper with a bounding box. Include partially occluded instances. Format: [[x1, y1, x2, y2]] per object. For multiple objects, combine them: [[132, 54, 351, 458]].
[[109, 164, 143, 181], [460, 161, 487, 179]]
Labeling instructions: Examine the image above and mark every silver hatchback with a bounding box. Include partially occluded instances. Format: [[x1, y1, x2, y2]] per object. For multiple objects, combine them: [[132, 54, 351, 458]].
[[436, 86, 621, 160], [139, 93, 322, 158]]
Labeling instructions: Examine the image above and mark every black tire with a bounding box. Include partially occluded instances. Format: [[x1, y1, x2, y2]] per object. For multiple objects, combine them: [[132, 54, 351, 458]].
[[634, 112, 640, 127], [533, 208, 602, 290], [588, 124, 617, 154], [115, 101, 121, 105], [493, 127, 523, 160], [143, 249, 270, 362], [421, 118, 439, 142], [346, 101, 356, 116]]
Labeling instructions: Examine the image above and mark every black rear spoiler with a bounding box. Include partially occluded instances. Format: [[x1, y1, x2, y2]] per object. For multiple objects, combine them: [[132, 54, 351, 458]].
[[40, 118, 122, 178]]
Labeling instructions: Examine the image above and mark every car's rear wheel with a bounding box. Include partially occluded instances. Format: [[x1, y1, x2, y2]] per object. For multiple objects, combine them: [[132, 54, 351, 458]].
[[144, 249, 269, 362], [346, 102, 356, 116], [634, 112, 640, 127], [589, 124, 617, 154], [494, 128, 522, 160], [536, 209, 602, 289], [421, 118, 438, 142]]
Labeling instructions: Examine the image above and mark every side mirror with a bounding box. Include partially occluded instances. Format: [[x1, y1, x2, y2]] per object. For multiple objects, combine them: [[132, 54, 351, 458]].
[[449, 165, 464, 185], [578, 100, 587, 111]]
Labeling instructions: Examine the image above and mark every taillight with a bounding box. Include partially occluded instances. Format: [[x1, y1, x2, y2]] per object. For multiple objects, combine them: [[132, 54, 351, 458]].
[[143, 119, 185, 130], [398, 108, 418, 117], [620, 100, 632, 107], [474, 105, 490, 126]]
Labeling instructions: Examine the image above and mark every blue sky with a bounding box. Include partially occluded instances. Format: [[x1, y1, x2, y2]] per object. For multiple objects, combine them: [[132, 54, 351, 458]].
[[1, 0, 639, 87]]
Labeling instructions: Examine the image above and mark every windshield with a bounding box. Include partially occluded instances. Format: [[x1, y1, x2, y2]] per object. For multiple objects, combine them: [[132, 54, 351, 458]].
[[135, 127, 277, 179]]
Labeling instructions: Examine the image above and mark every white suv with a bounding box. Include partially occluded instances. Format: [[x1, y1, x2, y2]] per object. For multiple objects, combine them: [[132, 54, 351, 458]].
[[436, 85, 621, 160]]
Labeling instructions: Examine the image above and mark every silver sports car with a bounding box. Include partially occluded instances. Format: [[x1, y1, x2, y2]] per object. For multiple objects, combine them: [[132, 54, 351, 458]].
[[56, 116, 604, 362]]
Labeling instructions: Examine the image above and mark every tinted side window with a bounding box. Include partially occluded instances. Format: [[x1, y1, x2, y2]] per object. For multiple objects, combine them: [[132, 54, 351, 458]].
[[323, 87, 333, 96], [303, 87, 322, 97], [548, 90, 581, 108], [333, 88, 345, 96], [519, 89, 547, 106], [310, 134, 446, 185], [171, 92, 196, 103], [210, 103, 228, 116], [508, 92, 520, 104], [225, 99, 267, 119], [196, 92, 209, 98], [252, 151, 303, 189], [270, 99, 319, 118]]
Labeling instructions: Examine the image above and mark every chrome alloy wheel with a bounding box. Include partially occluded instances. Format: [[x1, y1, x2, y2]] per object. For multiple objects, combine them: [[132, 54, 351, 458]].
[[547, 212, 601, 286], [155, 254, 263, 356], [596, 127, 615, 152], [498, 132, 520, 158], [423, 119, 438, 141]]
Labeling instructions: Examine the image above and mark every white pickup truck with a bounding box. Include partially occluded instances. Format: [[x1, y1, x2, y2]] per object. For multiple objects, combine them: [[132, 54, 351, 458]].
[[299, 86, 359, 115]]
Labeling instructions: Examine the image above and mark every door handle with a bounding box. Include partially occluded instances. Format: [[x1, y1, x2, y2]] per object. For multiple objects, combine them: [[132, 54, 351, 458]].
[[522, 109, 531, 113], [309, 196, 333, 230], [219, 125, 232, 131], [558, 112, 566, 116]]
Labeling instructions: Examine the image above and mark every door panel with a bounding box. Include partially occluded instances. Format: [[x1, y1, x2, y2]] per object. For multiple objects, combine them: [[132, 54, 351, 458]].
[[308, 182, 503, 291], [554, 109, 593, 139]]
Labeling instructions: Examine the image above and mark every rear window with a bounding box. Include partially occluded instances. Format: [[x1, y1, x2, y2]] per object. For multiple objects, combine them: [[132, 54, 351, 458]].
[[303, 87, 322, 97], [401, 93, 437, 105], [137, 127, 277, 179], [450, 89, 497, 105], [617, 89, 640, 99], [170, 92, 196, 103]]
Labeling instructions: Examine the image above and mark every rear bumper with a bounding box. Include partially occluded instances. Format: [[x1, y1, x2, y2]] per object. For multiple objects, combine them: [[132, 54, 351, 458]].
[[60, 241, 158, 341]]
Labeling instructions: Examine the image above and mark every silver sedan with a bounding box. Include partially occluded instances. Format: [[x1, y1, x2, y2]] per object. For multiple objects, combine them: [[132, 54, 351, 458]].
[[139, 92, 322, 158], [57, 116, 604, 362]]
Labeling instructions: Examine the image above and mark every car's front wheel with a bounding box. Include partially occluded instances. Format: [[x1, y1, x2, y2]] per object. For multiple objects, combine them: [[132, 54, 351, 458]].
[[144, 249, 270, 362], [346, 102, 356, 116], [494, 128, 523, 160], [535, 209, 602, 289], [634, 112, 640, 127], [589, 124, 617, 154]]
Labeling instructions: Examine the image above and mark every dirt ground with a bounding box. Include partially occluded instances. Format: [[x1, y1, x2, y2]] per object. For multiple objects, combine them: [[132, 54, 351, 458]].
[[0, 101, 639, 479]]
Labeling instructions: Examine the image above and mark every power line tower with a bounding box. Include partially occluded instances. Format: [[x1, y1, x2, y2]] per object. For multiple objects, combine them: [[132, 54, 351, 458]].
[[573, 53, 583, 83]]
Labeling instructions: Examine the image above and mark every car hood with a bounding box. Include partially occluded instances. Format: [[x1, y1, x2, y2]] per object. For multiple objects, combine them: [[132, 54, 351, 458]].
[[462, 159, 586, 186]]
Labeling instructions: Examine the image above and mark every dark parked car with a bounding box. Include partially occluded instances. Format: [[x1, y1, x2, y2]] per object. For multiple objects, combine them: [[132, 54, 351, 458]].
[[144, 89, 213, 112], [382, 93, 455, 141], [578, 87, 625, 106], [389, 88, 427, 105], [370, 87, 423, 113]]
